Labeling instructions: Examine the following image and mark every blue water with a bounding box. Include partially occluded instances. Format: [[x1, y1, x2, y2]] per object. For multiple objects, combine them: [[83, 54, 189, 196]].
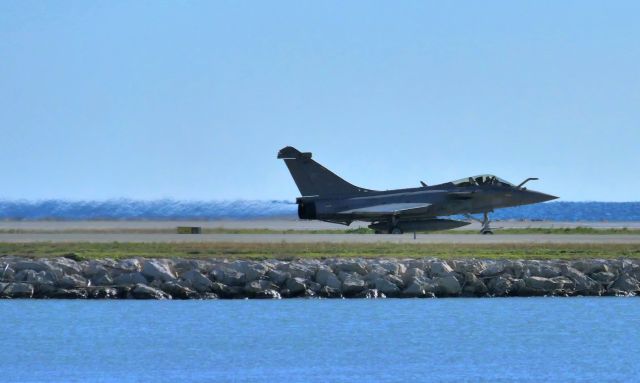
[[0, 199, 640, 221], [1, 298, 638, 382]]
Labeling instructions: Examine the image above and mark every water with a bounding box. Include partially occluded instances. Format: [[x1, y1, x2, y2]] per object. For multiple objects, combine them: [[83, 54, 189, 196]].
[[0, 298, 638, 382], [0, 199, 640, 221]]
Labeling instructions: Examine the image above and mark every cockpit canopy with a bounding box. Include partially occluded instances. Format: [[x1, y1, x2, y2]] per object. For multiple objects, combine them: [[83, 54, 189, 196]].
[[452, 174, 515, 188]]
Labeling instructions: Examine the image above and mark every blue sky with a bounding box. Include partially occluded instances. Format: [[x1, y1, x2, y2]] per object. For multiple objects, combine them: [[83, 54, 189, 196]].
[[1, 1, 638, 201]]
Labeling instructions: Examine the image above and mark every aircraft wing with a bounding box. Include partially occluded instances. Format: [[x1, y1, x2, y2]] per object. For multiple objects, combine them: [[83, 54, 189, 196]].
[[337, 203, 432, 217]]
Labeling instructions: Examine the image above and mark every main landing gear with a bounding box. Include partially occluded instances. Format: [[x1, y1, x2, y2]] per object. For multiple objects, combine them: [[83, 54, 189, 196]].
[[466, 212, 494, 234]]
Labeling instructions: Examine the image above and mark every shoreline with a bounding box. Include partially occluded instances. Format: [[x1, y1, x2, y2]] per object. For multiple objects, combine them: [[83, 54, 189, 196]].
[[1, 256, 638, 299]]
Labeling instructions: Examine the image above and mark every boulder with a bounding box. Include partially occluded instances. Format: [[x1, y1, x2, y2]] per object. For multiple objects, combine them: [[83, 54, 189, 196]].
[[462, 273, 488, 296], [211, 268, 245, 287], [315, 269, 342, 290], [245, 280, 279, 295], [285, 277, 307, 295], [13, 261, 49, 273], [115, 258, 142, 273], [378, 261, 406, 275], [561, 266, 602, 295], [131, 284, 171, 300], [590, 271, 617, 284], [90, 273, 113, 286], [374, 278, 400, 295], [480, 261, 505, 277], [1, 282, 34, 298], [161, 281, 199, 299], [281, 263, 314, 279], [524, 276, 566, 292], [402, 268, 424, 285], [48, 258, 83, 275], [229, 261, 269, 282], [334, 260, 368, 275], [434, 275, 461, 295], [319, 286, 342, 298], [487, 276, 513, 296], [113, 272, 148, 285], [181, 270, 213, 293], [610, 275, 640, 292], [266, 269, 290, 285], [59, 274, 88, 289], [430, 261, 454, 277], [141, 260, 176, 282], [341, 274, 366, 295]]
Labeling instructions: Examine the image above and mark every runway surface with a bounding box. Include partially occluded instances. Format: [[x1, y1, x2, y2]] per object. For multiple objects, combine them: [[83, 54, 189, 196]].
[[0, 220, 639, 244]]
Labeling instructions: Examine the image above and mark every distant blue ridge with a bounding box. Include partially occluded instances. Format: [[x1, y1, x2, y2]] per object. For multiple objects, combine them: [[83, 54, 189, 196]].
[[0, 200, 638, 221]]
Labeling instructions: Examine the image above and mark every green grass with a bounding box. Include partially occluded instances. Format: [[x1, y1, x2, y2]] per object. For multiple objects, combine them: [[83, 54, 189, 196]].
[[1, 242, 639, 261]]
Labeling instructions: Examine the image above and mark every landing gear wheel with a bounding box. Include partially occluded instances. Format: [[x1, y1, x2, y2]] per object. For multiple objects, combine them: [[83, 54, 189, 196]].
[[390, 227, 403, 235]]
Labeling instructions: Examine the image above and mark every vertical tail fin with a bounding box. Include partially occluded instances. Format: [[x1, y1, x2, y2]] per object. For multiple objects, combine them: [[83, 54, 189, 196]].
[[277, 146, 374, 197]]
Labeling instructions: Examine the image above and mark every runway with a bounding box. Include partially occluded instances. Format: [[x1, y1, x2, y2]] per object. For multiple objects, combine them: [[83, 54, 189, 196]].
[[0, 220, 639, 244], [0, 232, 639, 244]]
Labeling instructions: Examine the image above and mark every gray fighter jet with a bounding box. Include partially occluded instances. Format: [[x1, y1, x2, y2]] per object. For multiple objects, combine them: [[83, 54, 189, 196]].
[[278, 146, 557, 234]]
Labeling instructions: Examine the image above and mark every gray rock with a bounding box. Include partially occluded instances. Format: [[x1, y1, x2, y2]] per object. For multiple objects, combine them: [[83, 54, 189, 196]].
[[142, 260, 176, 282], [562, 266, 602, 295], [402, 268, 424, 285], [524, 276, 565, 292], [319, 286, 342, 298], [229, 261, 269, 281], [590, 271, 617, 284], [113, 272, 148, 285], [115, 258, 142, 273], [0, 266, 15, 282], [211, 268, 245, 287], [610, 275, 640, 292], [1, 282, 34, 298], [90, 273, 113, 286], [403, 280, 427, 297], [315, 269, 342, 290], [281, 263, 314, 279], [434, 275, 461, 295], [245, 280, 279, 294], [285, 277, 307, 295], [374, 278, 400, 295], [59, 274, 88, 289], [334, 260, 368, 275], [131, 284, 171, 300], [430, 261, 454, 277], [462, 273, 488, 296], [13, 261, 49, 273], [161, 281, 198, 299], [342, 275, 366, 295], [487, 276, 513, 296], [267, 269, 290, 285], [48, 258, 83, 275], [181, 270, 213, 293], [379, 261, 406, 275], [480, 261, 505, 277]]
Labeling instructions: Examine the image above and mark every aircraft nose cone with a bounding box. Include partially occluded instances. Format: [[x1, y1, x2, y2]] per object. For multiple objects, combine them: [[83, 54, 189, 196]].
[[527, 191, 558, 204]]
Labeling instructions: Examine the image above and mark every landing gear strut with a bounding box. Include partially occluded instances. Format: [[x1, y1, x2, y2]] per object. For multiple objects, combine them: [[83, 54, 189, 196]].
[[389, 215, 403, 234], [480, 212, 493, 235], [465, 212, 493, 234]]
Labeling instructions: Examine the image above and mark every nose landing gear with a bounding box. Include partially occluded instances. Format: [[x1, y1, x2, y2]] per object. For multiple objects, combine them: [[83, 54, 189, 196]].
[[465, 212, 494, 234]]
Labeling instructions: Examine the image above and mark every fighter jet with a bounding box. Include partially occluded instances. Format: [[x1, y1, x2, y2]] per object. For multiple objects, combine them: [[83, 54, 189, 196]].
[[278, 146, 558, 234]]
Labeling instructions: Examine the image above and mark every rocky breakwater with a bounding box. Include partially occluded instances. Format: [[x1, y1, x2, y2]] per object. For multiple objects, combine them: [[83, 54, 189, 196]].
[[0, 256, 639, 299]]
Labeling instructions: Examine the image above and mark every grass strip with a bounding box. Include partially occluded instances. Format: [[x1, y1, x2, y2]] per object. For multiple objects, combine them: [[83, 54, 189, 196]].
[[0, 242, 639, 261]]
